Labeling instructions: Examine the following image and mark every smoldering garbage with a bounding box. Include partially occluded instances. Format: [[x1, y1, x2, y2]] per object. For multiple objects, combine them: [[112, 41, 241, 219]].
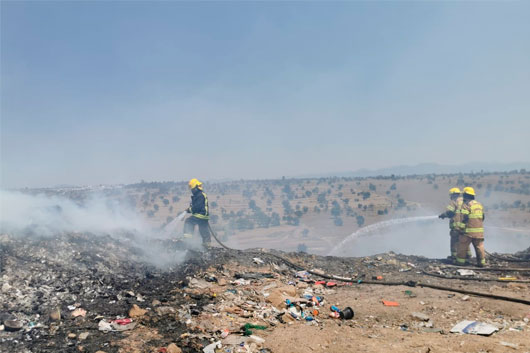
[[2, 232, 529, 352]]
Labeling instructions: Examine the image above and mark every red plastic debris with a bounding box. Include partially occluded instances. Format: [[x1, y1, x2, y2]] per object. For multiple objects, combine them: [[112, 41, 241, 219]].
[[113, 318, 133, 325], [382, 300, 399, 307], [326, 282, 337, 287], [314, 281, 326, 285]]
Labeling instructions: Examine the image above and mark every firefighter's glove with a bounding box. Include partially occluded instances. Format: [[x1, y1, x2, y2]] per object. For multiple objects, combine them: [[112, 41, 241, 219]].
[[438, 214, 445, 219], [186, 207, 191, 214]]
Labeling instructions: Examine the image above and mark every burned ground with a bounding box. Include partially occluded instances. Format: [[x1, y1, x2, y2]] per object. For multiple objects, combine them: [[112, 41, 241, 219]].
[[1, 233, 529, 353]]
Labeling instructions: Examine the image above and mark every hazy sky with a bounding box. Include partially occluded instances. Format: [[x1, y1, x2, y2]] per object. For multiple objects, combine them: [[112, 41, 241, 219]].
[[1, 1, 529, 188]]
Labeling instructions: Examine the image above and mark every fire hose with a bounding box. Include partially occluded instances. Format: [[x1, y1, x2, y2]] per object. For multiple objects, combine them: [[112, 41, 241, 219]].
[[207, 224, 530, 306], [486, 250, 529, 263]]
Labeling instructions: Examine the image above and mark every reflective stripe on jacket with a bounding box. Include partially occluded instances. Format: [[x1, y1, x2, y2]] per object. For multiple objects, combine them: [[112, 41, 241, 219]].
[[442, 197, 465, 230], [462, 199, 484, 238]]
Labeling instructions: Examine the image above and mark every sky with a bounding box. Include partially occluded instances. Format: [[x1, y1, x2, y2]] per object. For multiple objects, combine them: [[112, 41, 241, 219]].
[[1, 1, 529, 188]]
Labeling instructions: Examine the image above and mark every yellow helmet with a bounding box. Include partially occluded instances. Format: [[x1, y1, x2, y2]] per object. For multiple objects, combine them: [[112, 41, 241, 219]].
[[449, 187, 461, 194], [463, 186, 475, 196], [188, 178, 202, 189]]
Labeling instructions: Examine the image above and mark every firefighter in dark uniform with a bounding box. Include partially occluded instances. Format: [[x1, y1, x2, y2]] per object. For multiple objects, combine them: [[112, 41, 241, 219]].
[[183, 178, 211, 246]]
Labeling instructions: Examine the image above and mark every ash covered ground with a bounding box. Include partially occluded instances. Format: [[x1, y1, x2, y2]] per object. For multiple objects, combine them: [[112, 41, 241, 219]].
[[1, 232, 530, 353]]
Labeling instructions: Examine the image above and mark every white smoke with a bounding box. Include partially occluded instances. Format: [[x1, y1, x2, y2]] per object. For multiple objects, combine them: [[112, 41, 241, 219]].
[[0, 189, 190, 268], [0, 189, 148, 236]]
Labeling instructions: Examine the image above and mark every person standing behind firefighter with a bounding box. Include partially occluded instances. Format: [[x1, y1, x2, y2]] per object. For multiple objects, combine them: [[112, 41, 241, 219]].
[[456, 187, 486, 267], [183, 178, 211, 247], [439, 188, 468, 260]]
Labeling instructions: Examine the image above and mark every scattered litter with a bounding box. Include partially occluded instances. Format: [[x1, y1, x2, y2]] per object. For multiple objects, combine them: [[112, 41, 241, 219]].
[[220, 328, 230, 338], [4, 319, 23, 332], [249, 335, 265, 344], [129, 304, 147, 317], [498, 276, 517, 281], [499, 341, 519, 349], [241, 323, 267, 336], [330, 305, 340, 312], [382, 300, 399, 307], [98, 320, 113, 332], [203, 340, 221, 353], [456, 269, 476, 276], [71, 308, 87, 317], [113, 318, 133, 325], [188, 278, 212, 289], [78, 332, 89, 340], [411, 312, 430, 321], [341, 307, 354, 320], [295, 271, 310, 279], [253, 257, 264, 264], [235, 272, 274, 280], [404, 290, 416, 298], [99, 318, 137, 332], [461, 295, 470, 301], [450, 320, 499, 336]]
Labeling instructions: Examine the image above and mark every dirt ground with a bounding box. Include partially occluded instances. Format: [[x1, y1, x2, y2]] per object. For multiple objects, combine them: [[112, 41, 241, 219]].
[[264, 284, 530, 353]]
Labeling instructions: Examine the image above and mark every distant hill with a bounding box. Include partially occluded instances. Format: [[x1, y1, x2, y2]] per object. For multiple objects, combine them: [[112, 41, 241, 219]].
[[298, 162, 530, 178]]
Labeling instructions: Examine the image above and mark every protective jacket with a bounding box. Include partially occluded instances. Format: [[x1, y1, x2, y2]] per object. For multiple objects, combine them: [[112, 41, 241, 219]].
[[461, 199, 484, 239], [187, 187, 209, 220], [440, 196, 465, 230]]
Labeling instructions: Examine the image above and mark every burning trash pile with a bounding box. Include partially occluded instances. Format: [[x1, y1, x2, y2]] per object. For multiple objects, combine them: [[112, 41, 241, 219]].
[[0, 232, 357, 353], [2, 232, 530, 353]]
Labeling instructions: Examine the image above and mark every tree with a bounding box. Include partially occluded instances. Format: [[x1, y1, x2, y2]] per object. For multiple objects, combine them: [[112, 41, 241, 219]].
[[356, 215, 365, 227], [334, 217, 343, 226], [317, 192, 327, 204], [297, 243, 308, 253], [369, 183, 376, 191], [271, 212, 281, 226], [331, 201, 342, 217]]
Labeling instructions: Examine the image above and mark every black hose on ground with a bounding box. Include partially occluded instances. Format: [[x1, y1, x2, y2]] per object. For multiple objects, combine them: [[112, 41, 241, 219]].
[[207, 225, 530, 306], [486, 250, 529, 263], [441, 264, 530, 272], [420, 269, 530, 283]]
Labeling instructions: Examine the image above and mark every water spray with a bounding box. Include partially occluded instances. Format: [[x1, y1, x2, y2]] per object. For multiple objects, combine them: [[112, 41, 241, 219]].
[[161, 211, 187, 237], [328, 215, 438, 256]]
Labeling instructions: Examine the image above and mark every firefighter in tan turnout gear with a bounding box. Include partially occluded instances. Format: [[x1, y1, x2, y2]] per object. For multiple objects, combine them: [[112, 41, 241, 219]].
[[438, 188, 467, 260], [183, 178, 212, 247], [456, 187, 486, 267]]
